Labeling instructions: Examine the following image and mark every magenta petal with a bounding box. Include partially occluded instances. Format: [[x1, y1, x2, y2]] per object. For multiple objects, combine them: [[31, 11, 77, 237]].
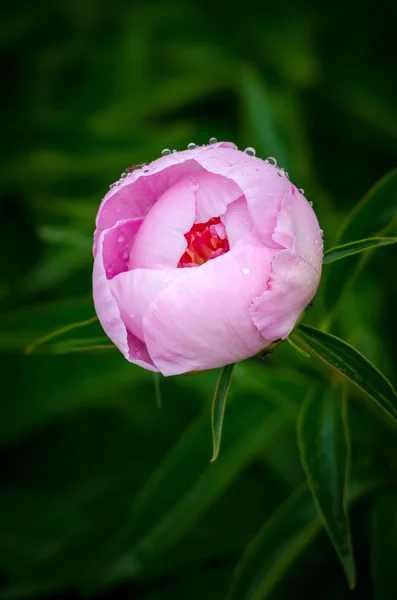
[[249, 250, 320, 341], [101, 218, 143, 280], [142, 243, 275, 376], [129, 177, 196, 269], [93, 223, 158, 371]]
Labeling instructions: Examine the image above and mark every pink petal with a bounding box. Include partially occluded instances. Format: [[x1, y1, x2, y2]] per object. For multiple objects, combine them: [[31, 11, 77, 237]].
[[93, 222, 158, 371], [249, 250, 320, 341], [221, 196, 259, 248], [272, 187, 323, 274], [109, 267, 184, 342], [191, 170, 243, 223], [142, 243, 275, 376], [193, 147, 291, 249], [101, 218, 143, 280], [94, 159, 203, 255], [128, 177, 196, 269]]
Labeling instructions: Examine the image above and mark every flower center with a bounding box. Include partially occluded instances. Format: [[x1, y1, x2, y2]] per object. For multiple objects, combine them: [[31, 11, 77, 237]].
[[178, 217, 230, 268]]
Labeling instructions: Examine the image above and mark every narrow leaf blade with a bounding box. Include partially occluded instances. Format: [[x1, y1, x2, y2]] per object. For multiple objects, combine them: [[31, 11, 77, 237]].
[[295, 324, 397, 422], [227, 485, 318, 600], [210, 364, 235, 462], [324, 168, 397, 313], [25, 316, 99, 354], [298, 386, 355, 587], [323, 237, 397, 264], [228, 477, 383, 600]]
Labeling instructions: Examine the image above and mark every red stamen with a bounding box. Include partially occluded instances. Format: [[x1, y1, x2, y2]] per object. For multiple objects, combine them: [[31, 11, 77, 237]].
[[178, 217, 229, 268]]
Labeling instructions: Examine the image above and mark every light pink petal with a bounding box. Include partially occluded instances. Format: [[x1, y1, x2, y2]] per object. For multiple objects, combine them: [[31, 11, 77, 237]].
[[190, 170, 243, 223], [109, 267, 184, 342], [94, 160, 203, 255], [249, 250, 320, 341], [272, 187, 323, 274], [93, 222, 158, 371], [142, 243, 275, 376], [193, 147, 291, 249], [128, 177, 196, 269], [221, 196, 260, 248]]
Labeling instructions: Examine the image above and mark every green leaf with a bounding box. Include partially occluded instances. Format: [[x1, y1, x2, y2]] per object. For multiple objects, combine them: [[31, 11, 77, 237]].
[[210, 364, 235, 462], [240, 67, 290, 172], [372, 491, 397, 600], [227, 485, 317, 600], [24, 316, 112, 355], [0, 296, 95, 351], [286, 337, 310, 358], [324, 168, 397, 314], [295, 324, 397, 423], [228, 477, 382, 600], [87, 390, 295, 585], [323, 237, 397, 264], [298, 386, 355, 588]]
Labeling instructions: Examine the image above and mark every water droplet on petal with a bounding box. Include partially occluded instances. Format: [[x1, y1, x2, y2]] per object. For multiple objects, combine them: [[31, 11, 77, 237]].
[[189, 179, 199, 192], [187, 142, 197, 150], [299, 188, 305, 195], [309, 201, 313, 207], [120, 172, 128, 179], [209, 137, 218, 144], [118, 234, 125, 243], [143, 168, 150, 173], [244, 147, 256, 156], [136, 349, 142, 357], [242, 267, 250, 275], [266, 157, 277, 166], [172, 149, 177, 153], [161, 148, 171, 156]]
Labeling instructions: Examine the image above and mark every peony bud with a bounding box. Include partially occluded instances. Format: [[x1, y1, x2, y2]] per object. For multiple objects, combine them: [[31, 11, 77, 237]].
[[93, 142, 323, 376]]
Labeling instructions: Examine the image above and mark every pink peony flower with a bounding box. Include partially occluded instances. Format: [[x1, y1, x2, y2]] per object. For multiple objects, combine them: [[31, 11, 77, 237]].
[[93, 141, 323, 376]]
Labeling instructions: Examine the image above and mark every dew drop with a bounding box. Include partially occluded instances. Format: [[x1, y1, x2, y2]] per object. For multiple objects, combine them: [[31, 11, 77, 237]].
[[278, 168, 286, 178], [143, 168, 150, 173], [309, 201, 313, 207], [244, 147, 256, 156], [172, 149, 177, 153], [136, 349, 142, 357], [299, 188, 305, 195], [209, 137, 218, 144], [266, 157, 277, 166], [120, 171, 128, 179], [122, 250, 129, 259], [161, 148, 171, 156], [118, 234, 125, 243], [242, 267, 250, 275], [187, 142, 197, 150], [189, 179, 199, 192]]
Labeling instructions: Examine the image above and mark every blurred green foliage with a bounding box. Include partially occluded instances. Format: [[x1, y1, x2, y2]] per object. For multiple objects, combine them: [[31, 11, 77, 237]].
[[1, 0, 397, 598]]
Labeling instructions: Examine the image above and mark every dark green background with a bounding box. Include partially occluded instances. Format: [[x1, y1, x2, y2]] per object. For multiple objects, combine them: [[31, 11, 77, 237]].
[[1, 0, 396, 598]]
